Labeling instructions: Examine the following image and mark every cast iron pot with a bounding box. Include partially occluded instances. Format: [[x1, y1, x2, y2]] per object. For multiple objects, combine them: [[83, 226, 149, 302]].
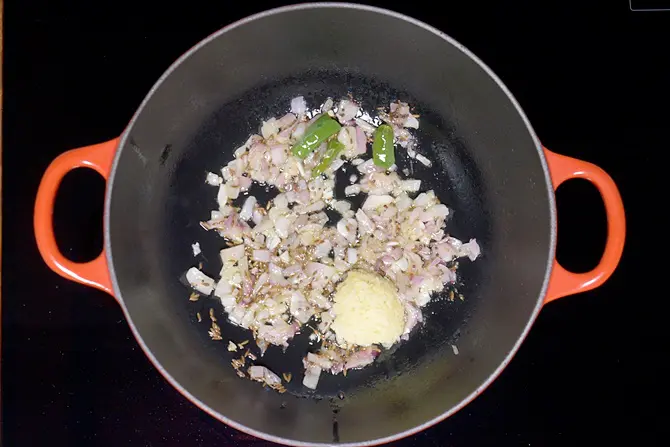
[[34, 4, 626, 446]]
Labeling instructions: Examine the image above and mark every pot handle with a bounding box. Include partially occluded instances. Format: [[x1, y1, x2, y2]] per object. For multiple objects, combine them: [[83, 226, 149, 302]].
[[34, 138, 119, 297], [543, 148, 625, 303]]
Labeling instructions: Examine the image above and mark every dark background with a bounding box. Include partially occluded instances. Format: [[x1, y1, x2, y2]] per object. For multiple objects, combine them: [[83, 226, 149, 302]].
[[2, 1, 665, 445]]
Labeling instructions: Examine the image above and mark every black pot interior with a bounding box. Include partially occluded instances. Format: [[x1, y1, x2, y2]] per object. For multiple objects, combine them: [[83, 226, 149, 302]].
[[107, 5, 552, 445]]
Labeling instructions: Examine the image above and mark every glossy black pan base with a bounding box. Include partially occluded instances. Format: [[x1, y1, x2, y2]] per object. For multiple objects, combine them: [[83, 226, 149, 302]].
[[107, 5, 552, 445]]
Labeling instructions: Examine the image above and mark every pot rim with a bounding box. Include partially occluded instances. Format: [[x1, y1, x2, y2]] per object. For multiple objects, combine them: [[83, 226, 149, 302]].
[[104, 3, 556, 446]]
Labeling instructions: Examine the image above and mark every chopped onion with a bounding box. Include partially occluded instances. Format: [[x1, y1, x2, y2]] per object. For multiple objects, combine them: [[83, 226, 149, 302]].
[[426, 204, 449, 220], [291, 122, 306, 140], [234, 134, 260, 157], [185, 267, 215, 295], [253, 249, 271, 262], [306, 352, 333, 369], [191, 242, 201, 257], [274, 217, 292, 238], [337, 218, 358, 243], [355, 126, 368, 154], [303, 200, 325, 214], [314, 241, 332, 259], [218, 292, 236, 309], [273, 193, 288, 209], [256, 339, 269, 356], [395, 193, 413, 211], [328, 202, 347, 218], [240, 196, 257, 221], [296, 189, 310, 204], [337, 127, 354, 151], [362, 194, 394, 210], [344, 184, 361, 197], [355, 209, 375, 234], [277, 113, 297, 129], [238, 176, 252, 191], [357, 158, 380, 174], [293, 214, 309, 229], [261, 118, 279, 139], [253, 217, 272, 235], [268, 263, 288, 286], [221, 245, 245, 263], [291, 96, 307, 115], [355, 117, 376, 134], [252, 209, 263, 225], [401, 179, 421, 192], [461, 239, 481, 261], [404, 115, 420, 129], [252, 272, 268, 295], [402, 303, 423, 339], [321, 97, 334, 112], [205, 172, 223, 186], [303, 365, 322, 390], [248, 366, 283, 389], [290, 291, 312, 323], [217, 184, 228, 209], [306, 262, 336, 280], [248, 365, 265, 379], [309, 291, 331, 309], [438, 264, 457, 283], [270, 144, 288, 165], [330, 158, 345, 173], [344, 348, 377, 370], [414, 191, 434, 208], [336, 99, 359, 123], [283, 264, 302, 276], [347, 248, 358, 264], [416, 153, 432, 167]]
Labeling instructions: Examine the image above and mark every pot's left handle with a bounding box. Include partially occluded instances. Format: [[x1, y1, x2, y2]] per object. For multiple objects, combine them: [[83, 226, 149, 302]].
[[34, 138, 120, 297]]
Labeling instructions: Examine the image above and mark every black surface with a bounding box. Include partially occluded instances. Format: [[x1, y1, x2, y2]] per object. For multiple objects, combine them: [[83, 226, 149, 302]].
[[2, 1, 664, 445]]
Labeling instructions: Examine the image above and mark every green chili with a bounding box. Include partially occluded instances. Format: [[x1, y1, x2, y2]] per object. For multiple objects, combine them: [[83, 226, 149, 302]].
[[312, 139, 345, 177], [372, 124, 395, 169], [291, 115, 342, 159]]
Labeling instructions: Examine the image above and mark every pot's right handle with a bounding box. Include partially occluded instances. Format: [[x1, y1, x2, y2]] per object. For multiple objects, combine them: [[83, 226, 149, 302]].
[[543, 148, 626, 303], [34, 138, 119, 297]]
